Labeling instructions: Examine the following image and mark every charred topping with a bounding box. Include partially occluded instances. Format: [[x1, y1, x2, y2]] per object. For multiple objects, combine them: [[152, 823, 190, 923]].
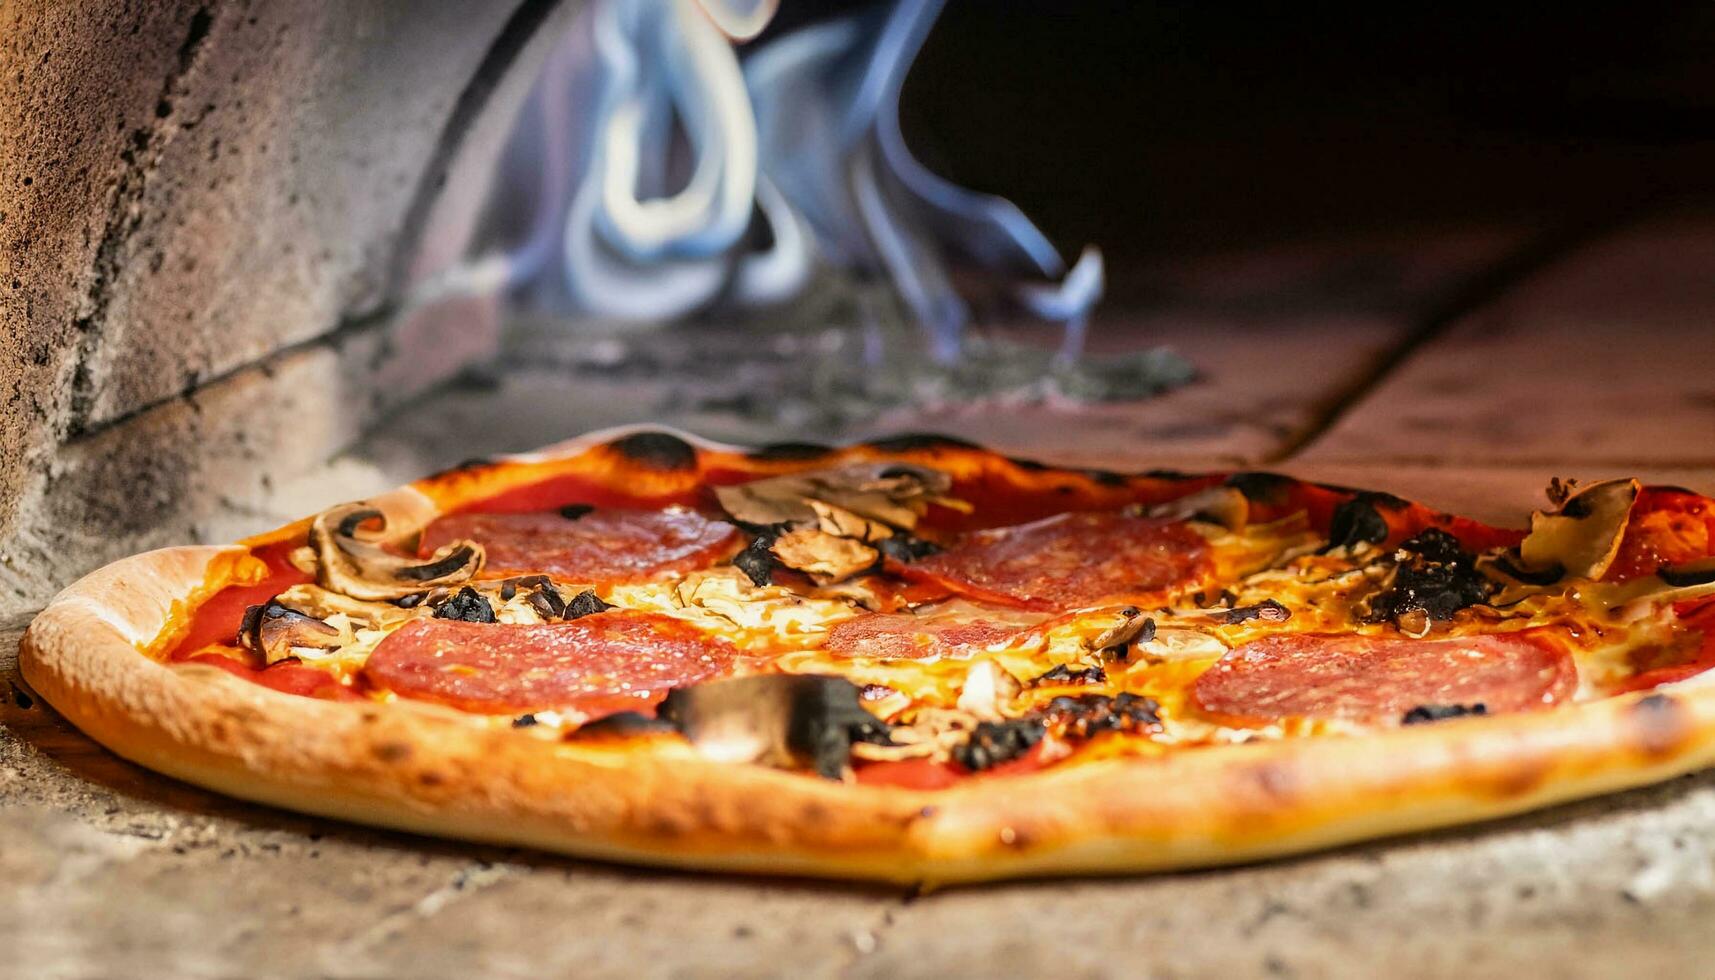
[[1401, 702, 1488, 725], [564, 589, 614, 619], [391, 591, 430, 609], [1222, 599, 1291, 625], [732, 529, 783, 586], [1660, 558, 1715, 588], [512, 713, 539, 728], [558, 504, 595, 520], [953, 719, 1045, 772], [1365, 529, 1491, 628], [1224, 471, 1294, 504], [656, 675, 892, 779], [527, 584, 568, 620], [1042, 692, 1162, 739], [1085, 468, 1129, 487], [500, 581, 517, 601], [608, 431, 698, 471], [1032, 664, 1107, 686], [434, 586, 496, 623], [1323, 492, 1397, 552], [876, 533, 942, 564]]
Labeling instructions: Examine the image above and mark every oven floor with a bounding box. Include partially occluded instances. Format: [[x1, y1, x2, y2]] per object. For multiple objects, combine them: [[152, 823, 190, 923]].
[[4, 213, 1715, 978]]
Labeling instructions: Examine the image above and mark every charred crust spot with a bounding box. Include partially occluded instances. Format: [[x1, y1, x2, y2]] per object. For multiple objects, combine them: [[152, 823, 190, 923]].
[[433, 586, 495, 623], [558, 504, 595, 520], [865, 433, 980, 454], [439, 457, 496, 476], [373, 741, 412, 763], [1248, 760, 1298, 803], [1629, 693, 1691, 759], [608, 431, 698, 471], [953, 719, 1045, 772], [1401, 702, 1487, 725], [1324, 492, 1395, 551], [1224, 471, 1295, 504], [417, 771, 446, 787], [748, 441, 835, 461]]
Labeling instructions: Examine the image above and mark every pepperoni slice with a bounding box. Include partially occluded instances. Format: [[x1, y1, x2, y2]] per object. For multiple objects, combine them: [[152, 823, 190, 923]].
[[825, 613, 1027, 661], [420, 507, 740, 584], [900, 511, 1210, 611], [1193, 632, 1576, 725], [362, 611, 736, 716]]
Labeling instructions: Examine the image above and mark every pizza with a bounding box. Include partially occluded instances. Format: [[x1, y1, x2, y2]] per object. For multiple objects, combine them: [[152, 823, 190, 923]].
[[20, 427, 1715, 884]]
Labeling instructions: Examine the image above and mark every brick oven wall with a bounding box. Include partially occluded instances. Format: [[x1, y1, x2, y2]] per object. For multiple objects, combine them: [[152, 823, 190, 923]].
[[0, 0, 576, 615]]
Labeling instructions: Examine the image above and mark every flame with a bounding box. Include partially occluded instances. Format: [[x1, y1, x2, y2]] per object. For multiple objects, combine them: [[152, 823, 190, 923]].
[[481, 0, 1102, 362]]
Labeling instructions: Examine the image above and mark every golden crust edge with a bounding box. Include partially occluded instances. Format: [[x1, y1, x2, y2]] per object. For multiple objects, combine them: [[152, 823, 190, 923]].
[[20, 426, 1715, 885]]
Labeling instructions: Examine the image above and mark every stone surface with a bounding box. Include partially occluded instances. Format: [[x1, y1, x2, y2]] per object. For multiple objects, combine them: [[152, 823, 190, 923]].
[[0, 0, 581, 616], [1301, 213, 1715, 467]]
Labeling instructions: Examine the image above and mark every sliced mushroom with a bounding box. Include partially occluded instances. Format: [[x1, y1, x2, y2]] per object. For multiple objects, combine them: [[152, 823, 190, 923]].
[[768, 527, 879, 583], [655, 674, 892, 779], [1086, 607, 1154, 652], [309, 503, 485, 601], [238, 601, 342, 665], [1148, 485, 1249, 531], [714, 463, 957, 535], [1517, 478, 1639, 582]]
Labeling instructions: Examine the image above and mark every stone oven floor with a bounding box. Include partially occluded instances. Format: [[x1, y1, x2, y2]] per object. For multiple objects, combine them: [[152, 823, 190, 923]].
[[5, 212, 1715, 978]]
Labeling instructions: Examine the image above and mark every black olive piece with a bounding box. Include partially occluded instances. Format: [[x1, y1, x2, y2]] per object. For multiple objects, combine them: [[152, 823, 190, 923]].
[[564, 589, 613, 619], [1401, 703, 1487, 725], [512, 714, 539, 728], [559, 504, 595, 520], [953, 719, 1046, 772], [433, 586, 496, 623]]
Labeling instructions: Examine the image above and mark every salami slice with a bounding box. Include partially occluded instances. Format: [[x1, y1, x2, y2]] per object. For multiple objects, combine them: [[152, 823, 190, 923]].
[[1193, 632, 1576, 725], [362, 611, 736, 716], [900, 511, 1210, 611], [824, 613, 1027, 661], [420, 507, 740, 583]]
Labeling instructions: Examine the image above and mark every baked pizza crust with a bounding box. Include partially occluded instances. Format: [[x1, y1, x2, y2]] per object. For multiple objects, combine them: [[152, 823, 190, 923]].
[[21, 425, 1715, 885]]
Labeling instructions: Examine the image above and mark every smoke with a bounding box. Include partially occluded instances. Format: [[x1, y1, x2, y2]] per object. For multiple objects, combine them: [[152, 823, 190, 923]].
[[489, 0, 1103, 361]]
